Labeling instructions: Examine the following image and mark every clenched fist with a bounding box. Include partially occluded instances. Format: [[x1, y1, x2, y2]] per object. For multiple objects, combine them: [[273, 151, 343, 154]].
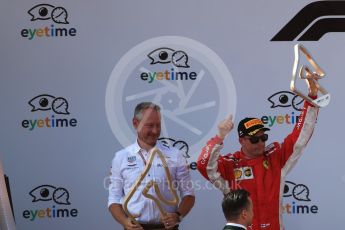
[[217, 114, 234, 140]]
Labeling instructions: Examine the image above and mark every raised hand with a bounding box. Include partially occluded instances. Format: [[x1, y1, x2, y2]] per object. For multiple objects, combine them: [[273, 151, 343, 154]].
[[217, 114, 234, 140]]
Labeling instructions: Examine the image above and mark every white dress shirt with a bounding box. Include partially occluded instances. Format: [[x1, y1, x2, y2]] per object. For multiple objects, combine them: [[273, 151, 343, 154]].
[[225, 223, 247, 229], [108, 140, 194, 223]]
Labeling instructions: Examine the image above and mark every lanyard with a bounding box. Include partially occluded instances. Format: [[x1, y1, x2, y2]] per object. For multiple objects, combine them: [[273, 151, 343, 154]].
[[138, 150, 147, 166]]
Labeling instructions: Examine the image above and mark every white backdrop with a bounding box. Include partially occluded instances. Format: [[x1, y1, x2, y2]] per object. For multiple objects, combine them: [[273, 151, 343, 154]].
[[1, 0, 345, 229]]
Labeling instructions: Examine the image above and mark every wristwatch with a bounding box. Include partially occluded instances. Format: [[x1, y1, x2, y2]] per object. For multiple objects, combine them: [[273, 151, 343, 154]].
[[175, 211, 183, 222]]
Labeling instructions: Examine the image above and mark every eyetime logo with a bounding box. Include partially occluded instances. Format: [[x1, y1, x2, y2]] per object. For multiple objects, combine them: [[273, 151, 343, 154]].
[[282, 181, 319, 215], [140, 47, 197, 83], [22, 94, 78, 130], [23, 185, 78, 221], [106, 36, 236, 162], [261, 91, 304, 127], [21, 4, 77, 40]]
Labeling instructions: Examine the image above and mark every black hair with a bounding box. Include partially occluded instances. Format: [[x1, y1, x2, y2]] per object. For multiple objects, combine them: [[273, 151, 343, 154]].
[[222, 189, 250, 221]]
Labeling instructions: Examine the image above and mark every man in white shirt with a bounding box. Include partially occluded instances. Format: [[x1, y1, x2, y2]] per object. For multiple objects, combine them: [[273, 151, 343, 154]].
[[222, 189, 253, 230], [108, 102, 195, 230]]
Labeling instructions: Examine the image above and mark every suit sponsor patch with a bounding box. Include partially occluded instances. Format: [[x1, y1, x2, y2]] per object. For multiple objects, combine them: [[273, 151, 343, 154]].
[[234, 167, 254, 180]]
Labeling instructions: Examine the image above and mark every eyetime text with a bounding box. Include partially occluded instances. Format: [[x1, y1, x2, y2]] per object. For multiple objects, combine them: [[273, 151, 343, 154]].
[[140, 69, 197, 83], [21, 25, 77, 40], [22, 115, 78, 130]]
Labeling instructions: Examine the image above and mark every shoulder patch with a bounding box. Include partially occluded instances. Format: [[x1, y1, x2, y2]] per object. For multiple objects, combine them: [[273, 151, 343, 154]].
[[223, 153, 240, 162], [265, 142, 279, 155]]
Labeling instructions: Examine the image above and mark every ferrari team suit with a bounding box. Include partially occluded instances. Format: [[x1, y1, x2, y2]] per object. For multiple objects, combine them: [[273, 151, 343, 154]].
[[197, 100, 318, 230]]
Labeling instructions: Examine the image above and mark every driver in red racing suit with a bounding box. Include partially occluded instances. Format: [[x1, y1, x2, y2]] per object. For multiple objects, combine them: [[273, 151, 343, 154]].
[[197, 91, 319, 230]]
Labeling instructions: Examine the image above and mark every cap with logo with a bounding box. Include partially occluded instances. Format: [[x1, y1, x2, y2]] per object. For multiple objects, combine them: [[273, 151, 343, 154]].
[[238, 118, 270, 137]]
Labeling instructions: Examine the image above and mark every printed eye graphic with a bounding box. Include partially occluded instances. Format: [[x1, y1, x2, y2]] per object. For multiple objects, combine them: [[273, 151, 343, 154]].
[[148, 48, 175, 64], [51, 7, 69, 24], [173, 140, 190, 158], [29, 185, 56, 202], [28, 4, 55, 21], [28, 95, 70, 114], [147, 48, 190, 68], [283, 181, 296, 197], [293, 184, 311, 201], [172, 51, 189, 68], [53, 187, 71, 205], [268, 91, 304, 111], [158, 137, 175, 148], [158, 138, 190, 158], [52, 97, 70, 114], [28, 94, 55, 111], [291, 95, 304, 111]]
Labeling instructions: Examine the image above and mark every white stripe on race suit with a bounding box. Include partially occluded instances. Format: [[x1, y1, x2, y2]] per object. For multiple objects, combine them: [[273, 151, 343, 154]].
[[279, 105, 318, 230], [205, 143, 230, 194]]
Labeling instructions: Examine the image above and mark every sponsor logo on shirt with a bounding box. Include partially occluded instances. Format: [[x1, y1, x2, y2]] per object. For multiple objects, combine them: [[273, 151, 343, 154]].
[[234, 167, 254, 181], [127, 156, 136, 163]]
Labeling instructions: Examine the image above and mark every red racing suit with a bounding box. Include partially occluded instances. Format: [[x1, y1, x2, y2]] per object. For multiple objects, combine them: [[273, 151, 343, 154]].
[[197, 100, 318, 230]]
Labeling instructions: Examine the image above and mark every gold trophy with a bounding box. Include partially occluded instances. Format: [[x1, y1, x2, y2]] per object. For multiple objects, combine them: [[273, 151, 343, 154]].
[[291, 44, 330, 107], [0, 159, 16, 230], [122, 147, 179, 223]]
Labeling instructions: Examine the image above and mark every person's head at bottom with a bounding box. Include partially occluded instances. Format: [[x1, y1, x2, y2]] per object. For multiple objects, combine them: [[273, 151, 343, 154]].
[[222, 189, 253, 228]]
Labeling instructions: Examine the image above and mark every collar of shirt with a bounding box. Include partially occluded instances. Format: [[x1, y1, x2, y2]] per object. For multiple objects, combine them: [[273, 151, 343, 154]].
[[225, 223, 247, 229], [133, 140, 143, 154], [134, 140, 156, 162]]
